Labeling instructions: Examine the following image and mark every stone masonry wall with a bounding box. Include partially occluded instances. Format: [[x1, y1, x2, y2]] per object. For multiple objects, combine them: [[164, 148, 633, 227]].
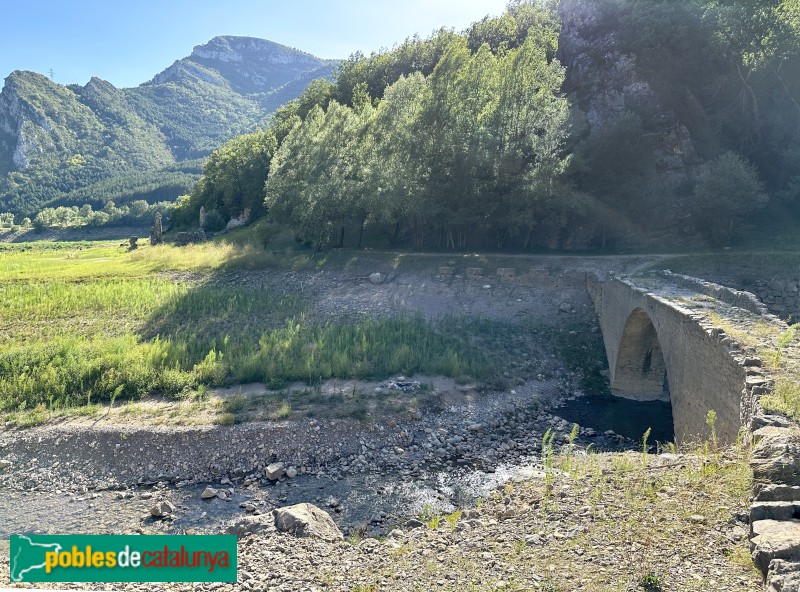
[[751, 278, 800, 321], [589, 275, 750, 444]]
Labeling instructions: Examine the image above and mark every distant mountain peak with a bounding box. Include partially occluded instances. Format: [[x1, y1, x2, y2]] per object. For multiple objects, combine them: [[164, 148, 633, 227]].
[[147, 36, 335, 94], [0, 35, 338, 215], [191, 36, 319, 63]]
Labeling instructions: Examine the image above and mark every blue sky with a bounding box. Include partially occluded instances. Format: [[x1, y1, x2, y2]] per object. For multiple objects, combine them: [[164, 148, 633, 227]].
[[0, 1, 509, 88]]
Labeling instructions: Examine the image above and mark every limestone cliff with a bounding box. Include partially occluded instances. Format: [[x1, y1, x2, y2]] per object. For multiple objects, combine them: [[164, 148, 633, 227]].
[[557, 0, 699, 181]]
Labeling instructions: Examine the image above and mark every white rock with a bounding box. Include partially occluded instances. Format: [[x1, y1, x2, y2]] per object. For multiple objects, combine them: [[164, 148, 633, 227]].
[[265, 462, 285, 480], [285, 466, 298, 478], [150, 500, 176, 517], [201, 486, 218, 499], [273, 503, 344, 542]]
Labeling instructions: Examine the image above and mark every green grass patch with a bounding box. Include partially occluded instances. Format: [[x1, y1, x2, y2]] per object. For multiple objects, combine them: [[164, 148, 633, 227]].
[[761, 379, 800, 418], [0, 241, 501, 415]]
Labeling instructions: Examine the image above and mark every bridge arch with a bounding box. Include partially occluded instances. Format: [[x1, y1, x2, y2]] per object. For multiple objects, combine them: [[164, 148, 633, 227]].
[[613, 308, 670, 402], [590, 275, 751, 445]]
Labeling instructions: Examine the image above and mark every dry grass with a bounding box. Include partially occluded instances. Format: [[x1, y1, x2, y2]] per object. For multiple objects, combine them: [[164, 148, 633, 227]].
[[323, 447, 760, 591]]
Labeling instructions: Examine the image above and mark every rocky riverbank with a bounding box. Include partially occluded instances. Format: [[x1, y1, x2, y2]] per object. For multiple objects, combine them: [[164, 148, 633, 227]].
[[0, 448, 761, 592]]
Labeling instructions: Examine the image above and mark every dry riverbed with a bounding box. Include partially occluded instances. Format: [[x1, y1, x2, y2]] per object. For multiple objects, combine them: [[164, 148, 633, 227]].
[[0, 449, 761, 592]]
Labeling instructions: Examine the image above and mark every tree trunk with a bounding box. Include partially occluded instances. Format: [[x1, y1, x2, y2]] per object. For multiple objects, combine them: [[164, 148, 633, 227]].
[[737, 64, 761, 138]]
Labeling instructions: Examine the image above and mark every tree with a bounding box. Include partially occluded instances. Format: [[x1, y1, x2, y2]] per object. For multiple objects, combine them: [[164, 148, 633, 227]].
[[187, 128, 278, 226], [266, 101, 373, 249], [693, 151, 768, 243]]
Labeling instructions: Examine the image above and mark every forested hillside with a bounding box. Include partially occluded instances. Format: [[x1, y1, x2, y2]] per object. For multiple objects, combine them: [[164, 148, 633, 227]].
[[0, 37, 336, 218], [184, 0, 800, 250]]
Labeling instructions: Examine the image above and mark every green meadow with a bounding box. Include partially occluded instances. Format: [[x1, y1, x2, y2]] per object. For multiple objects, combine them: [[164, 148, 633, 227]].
[[0, 237, 497, 424]]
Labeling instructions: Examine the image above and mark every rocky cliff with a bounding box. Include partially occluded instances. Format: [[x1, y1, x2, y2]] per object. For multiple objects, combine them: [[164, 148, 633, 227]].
[[557, 0, 699, 181], [152, 36, 333, 99]]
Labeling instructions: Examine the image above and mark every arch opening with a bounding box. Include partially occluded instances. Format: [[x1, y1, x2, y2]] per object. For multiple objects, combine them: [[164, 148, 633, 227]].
[[613, 308, 670, 402]]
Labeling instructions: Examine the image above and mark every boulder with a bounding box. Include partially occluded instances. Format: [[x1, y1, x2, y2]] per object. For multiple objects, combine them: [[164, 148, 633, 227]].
[[272, 503, 343, 542], [265, 462, 285, 480], [150, 500, 176, 518], [369, 272, 384, 285], [757, 484, 800, 503], [751, 426, 800, 485], [511, 466, 546, 483], [225, 514, 276, 538], [767, 560, 800, 592], [201, 487, 218, 499], [751, 519, 800, 574], [750, 502, 800, 525]]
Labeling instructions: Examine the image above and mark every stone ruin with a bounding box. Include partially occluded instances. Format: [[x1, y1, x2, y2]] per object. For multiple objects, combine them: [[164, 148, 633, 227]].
[[150, 212, 163, 246]]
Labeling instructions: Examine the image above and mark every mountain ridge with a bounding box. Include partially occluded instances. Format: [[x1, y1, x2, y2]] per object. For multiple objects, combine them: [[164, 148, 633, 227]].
[[0, 36, 338, 216]]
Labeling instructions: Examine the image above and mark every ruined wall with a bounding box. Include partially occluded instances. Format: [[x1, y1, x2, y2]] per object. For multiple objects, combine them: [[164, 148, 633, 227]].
[[751, 278, 800, 320], [590, 276, 749, 444]]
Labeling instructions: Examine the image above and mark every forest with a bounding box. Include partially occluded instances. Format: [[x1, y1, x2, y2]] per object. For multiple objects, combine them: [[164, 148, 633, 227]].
[[181, 0, 800, 250]]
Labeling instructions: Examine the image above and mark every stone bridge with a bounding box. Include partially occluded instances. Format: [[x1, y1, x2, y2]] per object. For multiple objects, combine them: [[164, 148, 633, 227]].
[[588, 271, 777, 445]]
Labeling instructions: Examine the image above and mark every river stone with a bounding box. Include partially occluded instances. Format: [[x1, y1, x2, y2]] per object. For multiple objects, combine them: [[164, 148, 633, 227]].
[[369, 273, 384, 285], [751, 519, 800, 573], [511, 466, 546, 483], [265, 462, 285, 480], [285, 466, 298, 478], [150, 500, 176, 517], [559, 302, 572, 313], [225, 514, 276, 538], [201, 486, 218, 499], [751, 426, 800, 485], [767, 560, 800, 591], [272, 503, 343, 542]]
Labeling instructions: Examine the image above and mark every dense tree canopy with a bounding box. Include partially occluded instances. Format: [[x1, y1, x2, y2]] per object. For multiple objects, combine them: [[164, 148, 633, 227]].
[[180, 0, 800, 249], [265, 21, 578, 250], [189, 129, 277, 224]]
